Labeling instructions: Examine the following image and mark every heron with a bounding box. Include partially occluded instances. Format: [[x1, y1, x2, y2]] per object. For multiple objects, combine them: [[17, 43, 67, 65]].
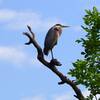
[[43, 24, 69, 59]]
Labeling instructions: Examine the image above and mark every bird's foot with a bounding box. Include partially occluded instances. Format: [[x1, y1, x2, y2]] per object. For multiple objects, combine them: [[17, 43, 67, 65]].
[[50, 59, 62, 66]]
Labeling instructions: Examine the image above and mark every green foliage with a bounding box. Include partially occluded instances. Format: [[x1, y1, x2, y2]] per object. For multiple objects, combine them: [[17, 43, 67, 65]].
[[68, 7, 100, 99]]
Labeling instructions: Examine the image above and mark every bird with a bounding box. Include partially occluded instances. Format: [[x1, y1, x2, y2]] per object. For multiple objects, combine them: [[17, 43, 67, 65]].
[[43, 24, 69, 59]]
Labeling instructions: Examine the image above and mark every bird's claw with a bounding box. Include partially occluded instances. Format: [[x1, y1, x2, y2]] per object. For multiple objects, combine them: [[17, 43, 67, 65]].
[[50, 59, 62, 66]]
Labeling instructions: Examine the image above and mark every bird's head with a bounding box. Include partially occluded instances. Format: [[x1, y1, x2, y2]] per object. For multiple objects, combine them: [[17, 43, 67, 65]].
[[54, 24, 70, 29]]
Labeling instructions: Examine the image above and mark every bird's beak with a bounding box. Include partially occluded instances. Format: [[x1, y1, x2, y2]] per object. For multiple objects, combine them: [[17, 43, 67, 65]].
[[62, 25, 70, 28]]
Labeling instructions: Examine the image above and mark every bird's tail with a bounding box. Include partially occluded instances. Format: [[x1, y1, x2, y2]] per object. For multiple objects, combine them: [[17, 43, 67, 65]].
[[43, 47, 49, 56]]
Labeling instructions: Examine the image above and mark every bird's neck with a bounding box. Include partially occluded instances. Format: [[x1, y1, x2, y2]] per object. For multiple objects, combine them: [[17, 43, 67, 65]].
[[54, 27, 62, 36]]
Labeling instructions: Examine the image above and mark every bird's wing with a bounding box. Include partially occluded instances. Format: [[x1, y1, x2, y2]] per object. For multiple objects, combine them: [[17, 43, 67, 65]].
[[44, 28, 58, 50]]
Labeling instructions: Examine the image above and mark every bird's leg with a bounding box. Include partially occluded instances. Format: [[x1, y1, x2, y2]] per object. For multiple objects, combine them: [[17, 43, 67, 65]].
[[50, 49, 62, 66], [51, 49, 54, 59]]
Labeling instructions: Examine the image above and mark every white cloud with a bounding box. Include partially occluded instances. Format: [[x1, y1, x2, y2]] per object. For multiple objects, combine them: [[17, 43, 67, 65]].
[[0, 46, 33, 66], [83, 89, 100, 100], [21, 95, 45, 100], [54, 91, 100, 100], [53, 92, 74, 100], [21, 91, 100, 100], [23, 90, 99, 100], [0, 9, 63, 31], [0, 9, 15, 21], [21, 92, 75, 100], [83, 89, 90, 97], [21, 93, 72, 100], [54, 94, 72, 100]]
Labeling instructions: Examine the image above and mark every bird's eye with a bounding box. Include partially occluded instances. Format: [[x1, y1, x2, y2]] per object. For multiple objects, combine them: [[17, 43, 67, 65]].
[[54, 28, 59, 31]]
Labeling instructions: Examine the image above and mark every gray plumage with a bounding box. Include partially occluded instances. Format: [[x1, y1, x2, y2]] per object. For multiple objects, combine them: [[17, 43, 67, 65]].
[[43, 24, 69, 58]]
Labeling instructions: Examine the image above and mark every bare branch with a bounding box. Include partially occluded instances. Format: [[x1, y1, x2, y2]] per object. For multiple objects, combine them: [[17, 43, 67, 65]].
[[23, 32, 32, 45], [27, 25, 35, 39], [23, 25, 85, 100]]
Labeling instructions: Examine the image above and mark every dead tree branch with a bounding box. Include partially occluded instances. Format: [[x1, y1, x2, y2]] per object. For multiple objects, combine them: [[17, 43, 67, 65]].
[[23, 25, 85, 100]]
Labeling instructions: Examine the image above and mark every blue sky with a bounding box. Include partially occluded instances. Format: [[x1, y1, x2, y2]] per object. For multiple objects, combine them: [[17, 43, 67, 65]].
[[0, 0, 100, 100]]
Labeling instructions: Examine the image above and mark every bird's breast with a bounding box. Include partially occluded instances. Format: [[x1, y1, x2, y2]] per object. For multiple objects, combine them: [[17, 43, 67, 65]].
[[55, 31, 60, 38], [54, 29, 62, 39]]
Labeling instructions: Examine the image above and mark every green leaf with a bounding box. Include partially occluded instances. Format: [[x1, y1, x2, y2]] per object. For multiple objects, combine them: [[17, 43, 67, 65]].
[[68, 7, 100, 99], [75, 39, 81, 43]]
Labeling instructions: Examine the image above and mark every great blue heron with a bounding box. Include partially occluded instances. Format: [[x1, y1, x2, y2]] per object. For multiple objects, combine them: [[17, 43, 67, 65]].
[[43, 24, 69, 59]]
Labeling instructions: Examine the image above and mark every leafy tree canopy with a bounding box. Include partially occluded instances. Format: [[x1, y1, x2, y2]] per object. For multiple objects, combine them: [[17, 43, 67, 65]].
[[68, 7, 100, 100]]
